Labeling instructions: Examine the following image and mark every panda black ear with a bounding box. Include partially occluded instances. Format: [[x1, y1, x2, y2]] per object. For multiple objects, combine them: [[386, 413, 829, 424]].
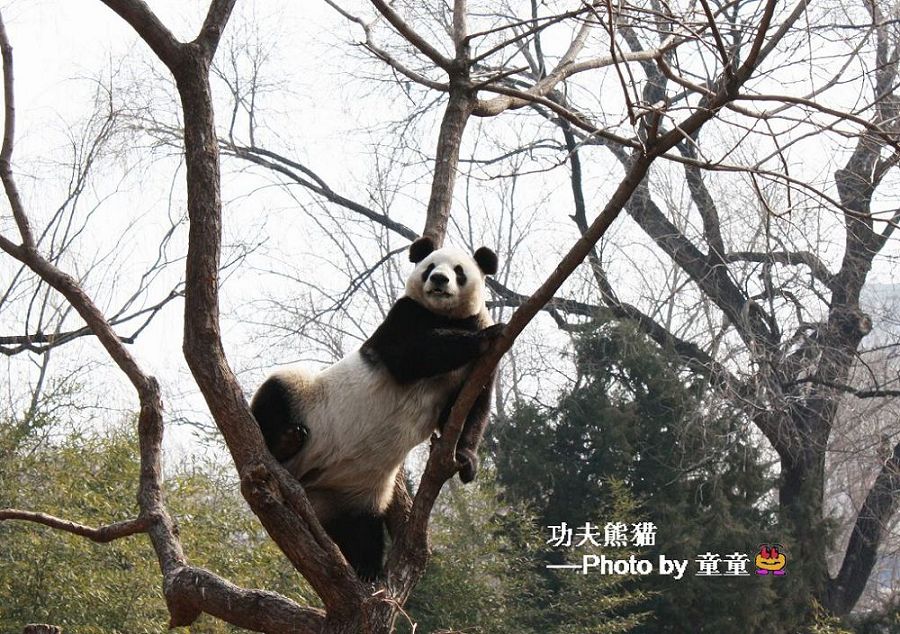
[[409, 237, 435, 263], [473, 247, 498, 275]]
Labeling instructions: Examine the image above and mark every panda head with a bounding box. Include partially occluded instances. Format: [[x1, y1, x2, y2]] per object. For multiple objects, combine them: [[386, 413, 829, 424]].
[[405, 237, 498, 320]]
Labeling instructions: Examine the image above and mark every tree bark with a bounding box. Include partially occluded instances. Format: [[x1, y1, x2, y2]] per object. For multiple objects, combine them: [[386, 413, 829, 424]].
[[423, 74, 472, 246], [827, 442, 900, 615]]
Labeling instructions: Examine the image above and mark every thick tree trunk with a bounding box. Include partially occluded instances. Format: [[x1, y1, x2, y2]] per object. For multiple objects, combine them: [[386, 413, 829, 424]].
[[174, 46, 366, 623], [827, 442, 900, 615], [423, 71, 472, 246], [779, 446, 829, 597]]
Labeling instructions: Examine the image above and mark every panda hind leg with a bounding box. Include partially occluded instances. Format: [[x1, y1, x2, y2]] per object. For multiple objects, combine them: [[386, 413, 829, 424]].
[[323, 511, 386, 581], [250, 376, 309, 462]]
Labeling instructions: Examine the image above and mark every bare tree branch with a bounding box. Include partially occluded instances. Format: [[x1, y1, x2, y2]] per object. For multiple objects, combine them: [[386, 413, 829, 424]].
[[368, 0, 452, 70], [828, 441, 900, 614], [786, 378, 900, 400], [197, 0, 237, 55], [166, 566, 325, 631], [724, 251, 834, 286], [97, 0, 182, 69], [0, 288, 183, 355], [220, 142, 419, 241], [0, 510, 150, 543], [0, 16, 31, 248]]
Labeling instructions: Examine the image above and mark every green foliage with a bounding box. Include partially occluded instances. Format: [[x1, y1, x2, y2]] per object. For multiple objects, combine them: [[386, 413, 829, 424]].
[[0, 422, 313, 633], [807, 601, 855, 634], [493, 322, 780, 632], [403, 472, 645, 633], [847, 599, 900, 634]]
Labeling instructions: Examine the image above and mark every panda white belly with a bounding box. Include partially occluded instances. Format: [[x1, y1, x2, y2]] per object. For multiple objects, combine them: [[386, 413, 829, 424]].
[[276, 352, 466, 518]]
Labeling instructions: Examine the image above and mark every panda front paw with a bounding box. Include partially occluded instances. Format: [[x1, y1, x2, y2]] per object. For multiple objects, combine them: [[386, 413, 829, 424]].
[[480, 323, 506, 338], [477, 323, 506, 352], [456, 448, 479, 483]]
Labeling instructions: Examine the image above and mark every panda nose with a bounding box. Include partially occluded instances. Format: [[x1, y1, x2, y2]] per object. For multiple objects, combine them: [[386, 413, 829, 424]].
[[430, 272, 449, 286]]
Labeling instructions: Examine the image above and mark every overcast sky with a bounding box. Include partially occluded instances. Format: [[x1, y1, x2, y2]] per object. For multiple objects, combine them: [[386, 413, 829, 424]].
[[2, 1, 899, 465]]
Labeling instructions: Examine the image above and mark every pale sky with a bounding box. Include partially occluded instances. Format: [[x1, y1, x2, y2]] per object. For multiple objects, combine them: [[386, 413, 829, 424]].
[[2, 0, 898, 464]]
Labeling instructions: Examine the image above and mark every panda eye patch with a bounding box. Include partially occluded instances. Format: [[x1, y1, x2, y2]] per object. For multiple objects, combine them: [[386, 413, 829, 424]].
[[454, 265, 467, 285], [421, 263, 435, 282]]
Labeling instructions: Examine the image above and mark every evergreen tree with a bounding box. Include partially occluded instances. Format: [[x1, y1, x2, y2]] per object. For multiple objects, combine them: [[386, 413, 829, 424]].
[[403, 471, 646, 633], [493, 323, 782, 632]]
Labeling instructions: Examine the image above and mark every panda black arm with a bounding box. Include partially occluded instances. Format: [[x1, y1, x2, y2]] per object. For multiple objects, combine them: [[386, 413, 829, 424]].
[[367, 324, 500, 383], [363, 297, 502, 383]]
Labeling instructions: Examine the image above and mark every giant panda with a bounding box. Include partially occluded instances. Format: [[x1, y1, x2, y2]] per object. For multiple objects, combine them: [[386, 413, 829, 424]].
[[250, 237, 502, 580]]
